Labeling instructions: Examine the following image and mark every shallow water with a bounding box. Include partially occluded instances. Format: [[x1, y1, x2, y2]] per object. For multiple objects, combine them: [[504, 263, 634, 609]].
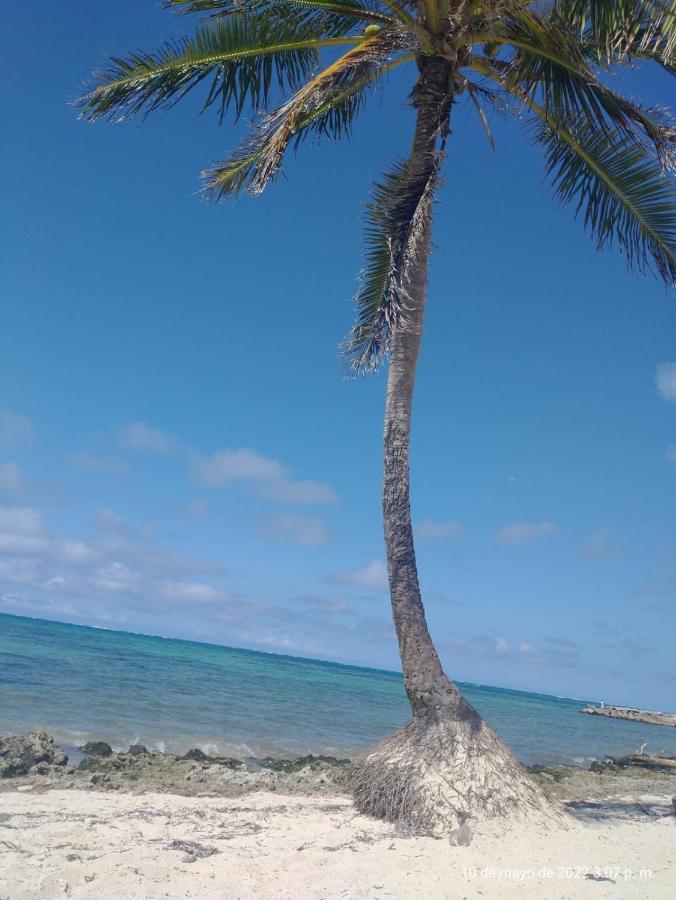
[[2, 612, 675, 765]]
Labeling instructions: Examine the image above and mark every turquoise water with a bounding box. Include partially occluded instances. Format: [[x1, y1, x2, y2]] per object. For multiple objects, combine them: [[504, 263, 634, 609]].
[[2, 613, 675, 766]]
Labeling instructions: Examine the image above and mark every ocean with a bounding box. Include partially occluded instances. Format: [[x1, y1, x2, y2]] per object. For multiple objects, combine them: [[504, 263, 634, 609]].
[[2, 612, 675, 766]]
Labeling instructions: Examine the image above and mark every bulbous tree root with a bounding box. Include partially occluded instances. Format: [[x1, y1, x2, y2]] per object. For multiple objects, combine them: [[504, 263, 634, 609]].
[[351, 711, 565, 837]]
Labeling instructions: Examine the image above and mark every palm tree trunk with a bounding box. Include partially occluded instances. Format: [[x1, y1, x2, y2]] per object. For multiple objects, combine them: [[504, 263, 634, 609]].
[[352, 62, 560, 836], [384, 56, 474, 720]]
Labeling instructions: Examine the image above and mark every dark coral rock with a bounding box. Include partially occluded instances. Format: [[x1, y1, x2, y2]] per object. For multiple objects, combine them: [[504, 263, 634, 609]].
[[0, 730, 68, 778], [128, 744, 149, 756], [180, 748, 208, 762], [81, 741, 113, 756]]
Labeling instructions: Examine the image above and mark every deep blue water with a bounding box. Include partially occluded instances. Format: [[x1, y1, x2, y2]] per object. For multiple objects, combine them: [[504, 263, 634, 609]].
[[2, 613, 675, 766]]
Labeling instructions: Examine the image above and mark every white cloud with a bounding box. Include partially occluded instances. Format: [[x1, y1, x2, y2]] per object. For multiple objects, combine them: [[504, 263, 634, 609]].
[[261, 513, 330, 546], [301, 595, 352, 615], [190, 448, 336, 504], [94, 509, 127, 534], [0, 408, 34, 453], [1, 593, 76, 618], [0, 506, 99, 564], [192, 449, 284, 485], [656, 362, 676, 402], [59, 541, 99, 564], [120, 422, 176, 454], [416, 520, 463, 540], [327, 559, 388, 591], [0, 505, 225, 607], [496, 521, 556, 546], [68, 452, 127, 475], [0, 462, 22, 492], [666, 446, 676, 466], [0, 506, 44, 536], [518, 642, 534, 655], [158, 581, 230, 605], [260, 479, 337, 504], [494, 637, 509, 654], [90, 562, 139, 595]]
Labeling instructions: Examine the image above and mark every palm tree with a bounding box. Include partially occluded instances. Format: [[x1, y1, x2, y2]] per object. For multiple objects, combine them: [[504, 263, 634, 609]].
[[78, 0, 675, 835]]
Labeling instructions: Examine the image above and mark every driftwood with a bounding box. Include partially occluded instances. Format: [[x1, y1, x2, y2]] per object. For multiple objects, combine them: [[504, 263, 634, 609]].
[[624, 755, 676, 771], [590, 752, 676, 773], [581, 705, 676, 728]]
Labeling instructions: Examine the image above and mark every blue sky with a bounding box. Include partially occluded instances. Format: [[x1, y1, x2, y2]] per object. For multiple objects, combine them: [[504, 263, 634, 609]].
[[1, 2, 675, 709]]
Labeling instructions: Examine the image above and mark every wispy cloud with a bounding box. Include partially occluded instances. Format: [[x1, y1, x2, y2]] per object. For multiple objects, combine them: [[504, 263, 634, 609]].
[[0, 408, 34, 453], [68, 452, 127, 475], [0, 462, 22, 492], [581, 528, 624, 563], [120, 422, 176, 454], [620, 637, 655, 659], [496, 521, 556, 546], [666, 446, 676, 466], [190, 448, 336, 504], [260, 513, 330, 546], [0, 506, 98, 565], [93, 508, 128, 534], [655, 362, 676, 402], [158, 581, 231, 605], [416, 520, 463, 540], [327, 559, 388, 591], [494, 636, 509, 654], [441, 632, 581, 669], [0, 504, 226, 616]]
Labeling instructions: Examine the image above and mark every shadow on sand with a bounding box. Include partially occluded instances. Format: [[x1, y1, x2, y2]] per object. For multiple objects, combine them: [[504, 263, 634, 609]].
[[566, 799, 674, 822]]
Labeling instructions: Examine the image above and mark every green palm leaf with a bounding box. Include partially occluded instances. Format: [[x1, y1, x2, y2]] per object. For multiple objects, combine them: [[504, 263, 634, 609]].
[[77, 11, 360, 123], [204, 30, 414, 198], [166, 0, 394, 26], [472, 11, 675, 169], [537, 111, 675, 282], [554, 1, 676, 63]]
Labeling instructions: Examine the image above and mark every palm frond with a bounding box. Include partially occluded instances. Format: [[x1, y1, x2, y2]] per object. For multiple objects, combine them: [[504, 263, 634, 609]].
[[77, 11, 361, 123], [203, 63, 389, 197], [165, 0, 395, 26], [203, 28, 415, 198], [536, 109, 675, 282], [473, 10, 675, 169], [344, 154, 441, 373], [466, 83, 496, 150], [553, 1, 676, 63]]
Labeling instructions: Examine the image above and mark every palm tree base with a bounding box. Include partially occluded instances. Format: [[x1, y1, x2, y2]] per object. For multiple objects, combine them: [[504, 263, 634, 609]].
[[350, 710, 563, 837]]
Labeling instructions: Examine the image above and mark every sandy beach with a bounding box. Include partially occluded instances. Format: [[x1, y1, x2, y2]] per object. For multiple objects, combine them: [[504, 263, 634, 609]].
[[1, 730, 675, 900], [1, 786, 675, 899]]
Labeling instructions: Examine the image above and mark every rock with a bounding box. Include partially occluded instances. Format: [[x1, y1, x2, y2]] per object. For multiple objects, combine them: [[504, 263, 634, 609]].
[[526, 764, 573, 782], [179, 748, 244, 769], [127, 744, 148, 756], [81, 741, 113, 756], [0, 730, 68, 778], [672, 796, 676, 816], [90, 773, 112, 785], [589, 759, 618, 774], [256, 754, 350, 773], [581, 705, 676, 728], [180, 748, 208, 762]]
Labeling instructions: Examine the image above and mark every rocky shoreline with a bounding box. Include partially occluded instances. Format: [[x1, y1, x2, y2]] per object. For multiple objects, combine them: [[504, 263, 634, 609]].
[[0, 730, 351, 796], [2, 729, 676, 806], [582, 704, 676, 727]]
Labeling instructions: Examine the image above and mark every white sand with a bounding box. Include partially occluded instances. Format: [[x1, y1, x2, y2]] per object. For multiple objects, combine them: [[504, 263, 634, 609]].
[[1, 788, 674, 899]]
